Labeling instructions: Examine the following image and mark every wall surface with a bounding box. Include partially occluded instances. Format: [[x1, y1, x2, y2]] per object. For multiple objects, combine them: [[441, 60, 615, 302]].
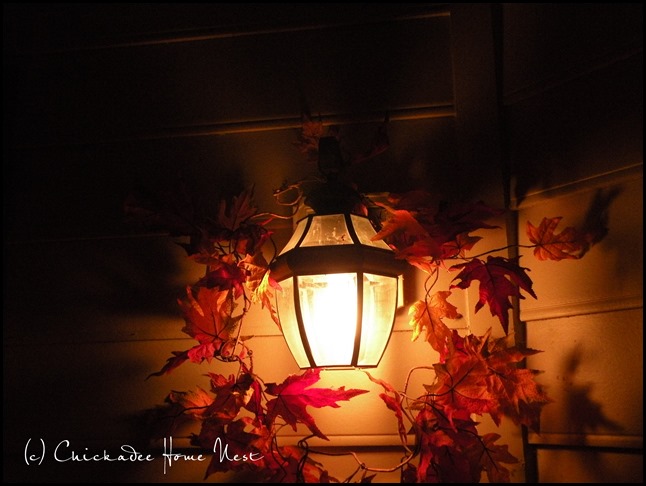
[[502, 3, 643, 482], [3, 3, 642, 483]]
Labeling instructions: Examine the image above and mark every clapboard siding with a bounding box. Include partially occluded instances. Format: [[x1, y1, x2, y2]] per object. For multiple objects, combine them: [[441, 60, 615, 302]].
[[3, 3, 642, 483], [4, 5, 466, 483], [6, 13, 452, 147], [4, 116, 457, 242], [503, 3, 643, 482]]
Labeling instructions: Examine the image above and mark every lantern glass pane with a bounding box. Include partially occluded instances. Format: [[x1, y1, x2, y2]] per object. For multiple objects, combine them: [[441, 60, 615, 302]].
[[357, 273, 398, 367], [300, 215, 352, 247], [278, 218, 308, 255], [350, 214, 392, 250], [275, 277, 310, 368], [298, 273, 357, 367]]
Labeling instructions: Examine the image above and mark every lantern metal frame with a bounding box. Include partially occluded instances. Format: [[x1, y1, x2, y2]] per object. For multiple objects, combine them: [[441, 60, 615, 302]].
[[270, 211, 406, 369]]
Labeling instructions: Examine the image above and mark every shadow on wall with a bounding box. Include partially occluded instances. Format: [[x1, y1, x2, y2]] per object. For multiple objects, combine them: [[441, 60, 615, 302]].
[[561, 349, 623, 440]]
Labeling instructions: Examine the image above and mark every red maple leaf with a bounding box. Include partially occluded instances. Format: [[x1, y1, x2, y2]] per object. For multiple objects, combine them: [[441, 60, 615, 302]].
[[265, 369, 369, 440], [527, 216, 588, 261], [197, 261, 247, 298], [450, 256, 537, 334], [364, 371, 408, 446], [146, 350, 190, 378]]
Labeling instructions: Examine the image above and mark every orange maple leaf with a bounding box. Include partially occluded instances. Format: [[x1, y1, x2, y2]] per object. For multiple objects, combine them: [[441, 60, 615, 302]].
[[179, 286, 239, 345], [168, 386, 213, 419], [408, 292, 461, 357], [527, 216, 588, 261], [252, 271, 282, 329]]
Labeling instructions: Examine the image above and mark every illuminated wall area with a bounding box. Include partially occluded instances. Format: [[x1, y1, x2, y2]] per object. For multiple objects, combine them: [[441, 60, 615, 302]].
[[3, 4, 642, 483]]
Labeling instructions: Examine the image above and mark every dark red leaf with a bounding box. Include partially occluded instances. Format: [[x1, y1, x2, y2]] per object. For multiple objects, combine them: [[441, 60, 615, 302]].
[[450, 256, 537, 334], [265, 369, 369, 440], [146, 350, 189, 379]]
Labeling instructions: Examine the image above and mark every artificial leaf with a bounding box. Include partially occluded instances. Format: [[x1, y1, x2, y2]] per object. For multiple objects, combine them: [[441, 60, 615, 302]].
[[254, 271, 282, 329], [450, 256, 537, 334], [427, 353, 494, 422], [364, 371, 408, 446], [371, 208, 430, 244], [197, 262, 247, 299], [179, 286, 238, 345], [231, 223, 272, 257], [382, 190, 441, 216], [412, 406, 480, 483], [265, 369, 369, 440], [452, 330, 551, 431], [527, 216, 587, 261], [167, 386, 213, 419], [395, 239, 443, 270], [373, 197, 503, 272], [439, 233, 482, 259], [187, 342, 217, 364], [262, 445, 338, 483], [431, 200, 504, 244], [146, 350, 189, 378], [239, 252, 271, 294], [475, 433, 519, 483], [204, 372, 254, 421], [408, 292, 460, 357], [218, 188, 259, 232], [490, 367, 551, 431]]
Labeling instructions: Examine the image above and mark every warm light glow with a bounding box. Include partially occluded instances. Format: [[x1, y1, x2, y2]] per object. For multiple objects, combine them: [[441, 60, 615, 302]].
[[270, 213, 405, 368], [275, 277, 310, 368], [298, 273, 357, 367], [358, 273, 397, 366]]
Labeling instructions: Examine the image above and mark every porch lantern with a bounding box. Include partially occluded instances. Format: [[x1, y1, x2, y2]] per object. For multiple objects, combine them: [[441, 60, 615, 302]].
[[270, 137, 406, 369]]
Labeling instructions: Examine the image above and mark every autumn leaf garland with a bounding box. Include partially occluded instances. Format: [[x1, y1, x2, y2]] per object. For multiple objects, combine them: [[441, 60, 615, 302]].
[[126, 139, 599, 482]]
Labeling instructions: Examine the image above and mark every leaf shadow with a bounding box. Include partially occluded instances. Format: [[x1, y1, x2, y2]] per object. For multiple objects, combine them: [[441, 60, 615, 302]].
[[578, 187, 621, 256], [561, 349, 623, 438]]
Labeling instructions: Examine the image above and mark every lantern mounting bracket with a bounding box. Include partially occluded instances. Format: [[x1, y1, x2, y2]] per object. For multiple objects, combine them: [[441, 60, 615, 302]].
[[304, 137, 363, 215]]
